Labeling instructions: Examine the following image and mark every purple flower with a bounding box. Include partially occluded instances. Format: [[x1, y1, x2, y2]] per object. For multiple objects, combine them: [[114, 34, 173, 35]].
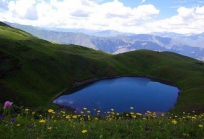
[[4, 101, 13, 108], [0, 115, 4, 120], [11, 118, 15, 123]]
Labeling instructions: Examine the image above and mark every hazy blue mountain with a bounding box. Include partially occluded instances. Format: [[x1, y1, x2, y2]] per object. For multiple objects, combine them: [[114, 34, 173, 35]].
[[4, 22, 204, 61]]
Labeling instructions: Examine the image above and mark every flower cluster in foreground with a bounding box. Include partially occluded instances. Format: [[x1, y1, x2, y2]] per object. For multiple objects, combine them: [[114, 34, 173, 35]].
[[0, 101, 203, 138]]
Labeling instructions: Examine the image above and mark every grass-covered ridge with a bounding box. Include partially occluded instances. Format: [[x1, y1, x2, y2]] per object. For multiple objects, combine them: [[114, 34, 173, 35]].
[[0, 21, 204, 113]]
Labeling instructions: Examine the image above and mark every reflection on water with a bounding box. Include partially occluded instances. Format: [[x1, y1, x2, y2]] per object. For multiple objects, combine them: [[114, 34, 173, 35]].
[[53, 77, 179, 115]]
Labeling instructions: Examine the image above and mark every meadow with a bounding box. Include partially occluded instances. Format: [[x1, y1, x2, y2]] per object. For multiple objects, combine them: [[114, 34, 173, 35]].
[[0, 21, 204, 138], [0, 102, 204, 139]]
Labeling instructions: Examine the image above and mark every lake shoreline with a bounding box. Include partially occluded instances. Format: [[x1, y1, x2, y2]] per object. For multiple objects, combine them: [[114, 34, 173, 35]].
[[50, 75, 181, 113]]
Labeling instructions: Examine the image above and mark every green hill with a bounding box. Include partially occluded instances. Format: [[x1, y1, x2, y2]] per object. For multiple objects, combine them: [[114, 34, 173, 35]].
[[0, 22, 204, 113]]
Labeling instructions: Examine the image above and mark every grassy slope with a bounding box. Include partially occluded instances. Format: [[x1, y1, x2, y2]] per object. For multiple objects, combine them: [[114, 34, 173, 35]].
[[0, 22, 204, 113]]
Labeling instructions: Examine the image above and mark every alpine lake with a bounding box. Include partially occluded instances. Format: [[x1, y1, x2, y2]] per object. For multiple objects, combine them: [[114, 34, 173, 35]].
[[53, 77, 179, 115]]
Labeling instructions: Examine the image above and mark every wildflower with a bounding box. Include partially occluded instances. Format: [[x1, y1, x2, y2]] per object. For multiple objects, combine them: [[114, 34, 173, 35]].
[[32, 112, 35, 115], [82, 130, 87, 133], [10, 118, 15, 123], [199, 124, 203, 128], [61, 111, 65, 114], [143, 118, 147, 120], [172, 120, 177, 124], [39, 119, 46, 123], [25, 109, 29, 112], [111, 109, 114, 111], [66, 115, 70, 119], [0, 115, 4, 120], [4, 101, 13, 108], [83, 107, 87, 110], [16, 124, 20, 126], [47, 127, 52, 130], [72, 115, 77, 119], [192, 116, 196, 120], [183, 133, 189, 137], [130, 107, 134, 110], [161, 113, 165, 117], [87, 110, 91, 114], [48, 109, 54, 113], [131, 115, 136, 119], [94, 117, 98, 120], [130, 112, 134, 115], [80, 111, 84, 114], [97, 110, 101, 113], [136, 113, 142, 116]]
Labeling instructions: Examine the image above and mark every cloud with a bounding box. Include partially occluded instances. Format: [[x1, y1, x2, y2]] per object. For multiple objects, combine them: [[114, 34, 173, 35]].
[[24, 6, 38, 20], [0, 0, 158, 33], [0, 0, 9, 11], [142, 0, 146, 3], [146, 6, 204, 34]]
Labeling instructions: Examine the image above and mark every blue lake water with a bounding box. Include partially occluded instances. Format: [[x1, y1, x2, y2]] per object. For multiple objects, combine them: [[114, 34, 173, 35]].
[[53, 77, 179, 114]]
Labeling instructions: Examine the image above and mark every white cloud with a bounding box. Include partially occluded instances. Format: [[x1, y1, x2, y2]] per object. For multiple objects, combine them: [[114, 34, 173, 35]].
[[0, 0, 159, 32], [142, 0, 146, 3], [146, 6, 204, 35], [1, 0, 204, 35]]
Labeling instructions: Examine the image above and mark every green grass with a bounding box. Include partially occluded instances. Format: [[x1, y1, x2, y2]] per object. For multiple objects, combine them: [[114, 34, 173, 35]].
[[0, 105, 204, 139], [0, 21, 204, 114]]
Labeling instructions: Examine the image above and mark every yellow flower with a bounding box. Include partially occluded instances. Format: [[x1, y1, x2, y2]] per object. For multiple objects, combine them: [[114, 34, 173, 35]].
[[111, 109, 114, 111], [199, 124, 203, 128], [87, 110, 91, 114], [72, 115, 77, 119], [143, 118, 147, 120], [16, 124, 20, 126], [130, 112, 134, 115], [83, 107, 87, 110], [172, 120, 177, 124], [32, 112, 35, 115], [25, 109, 29, 112], [97, 110, 101, 113], [94, 117, 98, 120], [131, 115, 136, 119], [192, 116, 196, 120], [39, 119, 46, 123], [48, 109, 54, 113], [47, 127, 52, 130], [161, 113, 165, 117], [66, 115, 70, 119], [130, 107, 134, 110], [80, 111, 84, 114], [136, 113, 142, 116], [82, 130, 87, 133], [61, 111, 65, 114]]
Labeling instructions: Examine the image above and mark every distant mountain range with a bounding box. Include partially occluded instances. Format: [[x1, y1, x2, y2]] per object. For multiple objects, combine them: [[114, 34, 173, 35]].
[[5, 21, 204, 61]]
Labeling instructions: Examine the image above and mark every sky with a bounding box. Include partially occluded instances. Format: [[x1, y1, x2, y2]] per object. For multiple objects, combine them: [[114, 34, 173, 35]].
[[1, 0, 204, 35]]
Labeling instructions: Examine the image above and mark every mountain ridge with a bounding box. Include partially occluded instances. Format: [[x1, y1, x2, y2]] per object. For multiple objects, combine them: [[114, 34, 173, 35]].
[[4, 21, 204, 61]]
